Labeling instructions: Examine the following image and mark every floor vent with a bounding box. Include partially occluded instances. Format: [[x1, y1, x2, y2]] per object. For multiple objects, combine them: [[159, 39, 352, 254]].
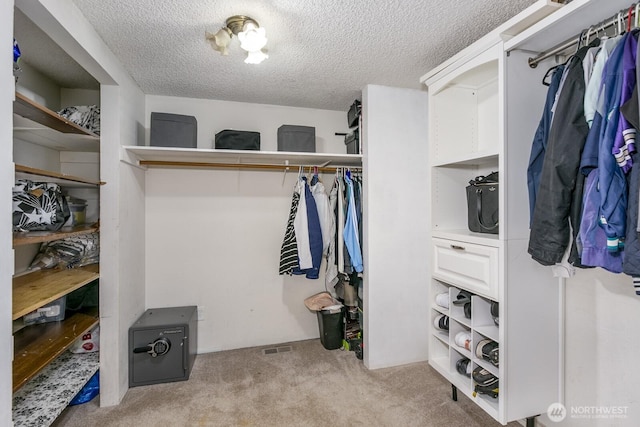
[[263, 345, 292, 355]]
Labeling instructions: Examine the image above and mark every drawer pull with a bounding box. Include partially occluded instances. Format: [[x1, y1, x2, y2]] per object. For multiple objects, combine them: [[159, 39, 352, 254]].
[[450, 245, 466, 251]]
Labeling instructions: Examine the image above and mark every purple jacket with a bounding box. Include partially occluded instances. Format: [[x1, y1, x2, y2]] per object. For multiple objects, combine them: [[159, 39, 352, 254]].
[[613, 31, 638, 172]]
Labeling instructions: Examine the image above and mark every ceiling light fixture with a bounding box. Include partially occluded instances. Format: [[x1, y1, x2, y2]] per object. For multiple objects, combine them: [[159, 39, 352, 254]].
[[205, 15, 268, 64]]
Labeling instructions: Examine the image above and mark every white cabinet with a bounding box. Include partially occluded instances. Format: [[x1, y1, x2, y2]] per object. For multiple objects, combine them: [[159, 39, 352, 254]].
[[432, 238, 498, 300], [422, 1, 564, 424]]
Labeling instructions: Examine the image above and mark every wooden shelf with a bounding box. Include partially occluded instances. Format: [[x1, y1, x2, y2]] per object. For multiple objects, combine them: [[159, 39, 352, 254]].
[[15, 164, 103, 187], [13, 308, 99, 392], [13, 225, 99, 248], [123, 146, 363, 169], [13, 92, 99, 152], [14, 92, 98, 137], [13, 351, 99, 427], [13, 264, 99, 321]]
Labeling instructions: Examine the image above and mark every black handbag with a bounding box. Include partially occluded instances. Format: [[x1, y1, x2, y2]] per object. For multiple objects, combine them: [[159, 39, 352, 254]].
[[466, 171, 499, 234]]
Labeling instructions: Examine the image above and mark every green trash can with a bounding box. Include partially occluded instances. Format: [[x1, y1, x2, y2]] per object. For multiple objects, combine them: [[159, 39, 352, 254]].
[[317, 307, 344, 350]]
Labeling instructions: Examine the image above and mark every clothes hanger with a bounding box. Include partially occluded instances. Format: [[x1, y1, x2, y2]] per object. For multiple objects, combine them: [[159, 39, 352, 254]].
[[542, 64, 564, 86], [618, 11, 624, 36]]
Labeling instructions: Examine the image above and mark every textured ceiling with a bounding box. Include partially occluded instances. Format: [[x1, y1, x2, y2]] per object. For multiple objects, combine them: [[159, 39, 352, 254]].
[[18, 0, 540, 111]]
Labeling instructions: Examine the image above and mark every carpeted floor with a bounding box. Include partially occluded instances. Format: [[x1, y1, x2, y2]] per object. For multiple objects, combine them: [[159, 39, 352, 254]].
[[52, 339, 517, 427]]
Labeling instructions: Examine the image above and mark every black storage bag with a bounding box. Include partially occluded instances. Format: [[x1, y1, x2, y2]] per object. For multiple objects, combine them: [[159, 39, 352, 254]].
[[215, 130, 260, 150], [466, 171, 499, 234]]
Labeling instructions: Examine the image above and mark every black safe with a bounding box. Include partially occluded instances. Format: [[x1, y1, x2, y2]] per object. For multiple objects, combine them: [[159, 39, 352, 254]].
[[129, 306, 197, 387]]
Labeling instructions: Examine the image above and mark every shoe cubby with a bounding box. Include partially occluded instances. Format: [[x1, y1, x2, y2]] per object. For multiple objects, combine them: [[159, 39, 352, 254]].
[[471, 361, 500, 413], [450, 347, 473, 388], [431, 310, 449, 344], [472, 330, 499, 377], [430, 334, 449, 375], [471, 295, 499, 342], [432, 280, 450, 314], [450, 319, 472, 358], [448, 286, 472, 327]]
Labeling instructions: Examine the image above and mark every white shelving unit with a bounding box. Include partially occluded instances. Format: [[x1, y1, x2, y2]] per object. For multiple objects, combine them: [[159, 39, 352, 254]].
[[421, 1, 566, 424]]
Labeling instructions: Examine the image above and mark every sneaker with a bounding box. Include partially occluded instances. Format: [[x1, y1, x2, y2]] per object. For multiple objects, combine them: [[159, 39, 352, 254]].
[[456, 357, 471, 377], [454, 331, 471, 350], [433, 314, 449, 331], [476, 339, 499, 366], [435, 292, 449, 309]]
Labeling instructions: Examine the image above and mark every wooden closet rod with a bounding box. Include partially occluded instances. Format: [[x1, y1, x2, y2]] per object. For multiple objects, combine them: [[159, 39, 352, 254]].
[[139, 160, 361, 173], [528, 3, 637, 68]]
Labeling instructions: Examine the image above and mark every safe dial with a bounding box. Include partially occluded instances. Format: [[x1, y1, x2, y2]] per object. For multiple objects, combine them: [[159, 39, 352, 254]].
[[133, 337, 171, 357]]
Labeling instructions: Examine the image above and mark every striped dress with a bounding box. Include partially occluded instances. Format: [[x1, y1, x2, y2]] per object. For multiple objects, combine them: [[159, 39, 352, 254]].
[[279, 190, 300, 274]]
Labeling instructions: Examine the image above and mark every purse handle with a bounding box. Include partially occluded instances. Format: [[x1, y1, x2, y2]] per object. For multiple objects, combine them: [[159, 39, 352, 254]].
[[475, 187, 499, 231]]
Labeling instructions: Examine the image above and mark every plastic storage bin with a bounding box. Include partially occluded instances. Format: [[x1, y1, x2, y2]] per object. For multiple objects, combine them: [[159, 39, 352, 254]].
[[23, 296, 66, 325], [65, 196, 87, 227], [316, 306, 344, 350]]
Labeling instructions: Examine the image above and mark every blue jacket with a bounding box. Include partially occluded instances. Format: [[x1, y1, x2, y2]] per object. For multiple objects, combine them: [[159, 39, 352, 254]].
[[292, 178, 323, 279], [343, 174, 363, 273], [527, 65, 564, 224]]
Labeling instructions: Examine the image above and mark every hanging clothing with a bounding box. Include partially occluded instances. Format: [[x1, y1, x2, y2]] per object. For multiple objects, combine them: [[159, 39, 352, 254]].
[[595, 32, 631, 252], [529, 45, 592, 266], [293, 179, 312, 270], [344, 173, 363, 273], [337, 173, 345, 274], [584, 37, 622, 127], [279, 190, 300, 275], [325, 179, 339, 289], [579, 169, 624, 273], [613, 31, 638, 172], [621, 36, 640, 288], [578, 35, 629, 269], [310, 175, 332, 255], [527, 64, 565, 223], [293, 177, 323, 279]]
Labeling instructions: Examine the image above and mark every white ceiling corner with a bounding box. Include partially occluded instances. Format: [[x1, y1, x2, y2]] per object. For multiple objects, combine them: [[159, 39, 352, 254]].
[[17, 0, 539, 111]]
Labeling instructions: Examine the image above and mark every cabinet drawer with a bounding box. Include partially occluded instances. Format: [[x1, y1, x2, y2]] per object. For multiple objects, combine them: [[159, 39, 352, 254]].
[[432, 238, 498, 299]]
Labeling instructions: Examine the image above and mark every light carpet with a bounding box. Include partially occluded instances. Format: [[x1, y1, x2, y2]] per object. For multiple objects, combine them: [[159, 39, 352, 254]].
[[52, 339, 517, 427]]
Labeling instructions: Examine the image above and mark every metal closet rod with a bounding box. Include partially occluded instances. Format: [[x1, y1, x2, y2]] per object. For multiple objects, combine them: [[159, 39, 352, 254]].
[[528, 3, 637, 68], [138, 160, 362, 172]]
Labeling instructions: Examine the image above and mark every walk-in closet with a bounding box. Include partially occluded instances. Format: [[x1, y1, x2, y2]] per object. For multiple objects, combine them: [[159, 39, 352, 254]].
[[2, 1, 640, 426]]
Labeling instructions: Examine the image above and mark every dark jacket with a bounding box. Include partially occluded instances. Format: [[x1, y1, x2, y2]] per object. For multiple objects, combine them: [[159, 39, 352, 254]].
[[528, 46, 591, 265], [527, 65, 565, 225]]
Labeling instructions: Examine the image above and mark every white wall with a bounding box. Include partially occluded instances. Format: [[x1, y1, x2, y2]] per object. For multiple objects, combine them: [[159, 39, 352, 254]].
[[16, 61, 61, 110], [146, 95, 350, 152], [1, 1, 16, 424], [145, 96, 350, 352], [61, 87, 100, 107], [362, 84, 430, 369]]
